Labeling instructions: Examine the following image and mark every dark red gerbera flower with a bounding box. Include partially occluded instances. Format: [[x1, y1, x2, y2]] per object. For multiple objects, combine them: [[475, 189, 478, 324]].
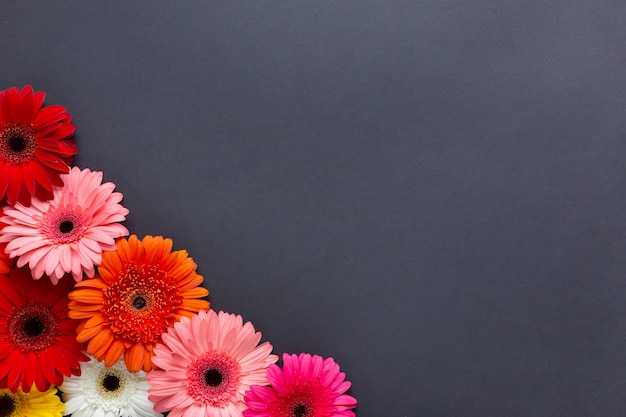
[[0, 85, 77, 206], [0, 265, 89, 392]]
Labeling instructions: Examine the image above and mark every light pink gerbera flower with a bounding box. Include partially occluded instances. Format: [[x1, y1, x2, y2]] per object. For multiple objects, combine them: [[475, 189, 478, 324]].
[[243, 353, 357, 417], [0, 166, 129, 283], [147, 310, 278, 417]]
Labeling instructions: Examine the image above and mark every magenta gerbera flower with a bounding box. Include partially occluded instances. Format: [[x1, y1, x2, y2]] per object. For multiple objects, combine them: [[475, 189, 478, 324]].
[[243, 353, 357, 417], [0, 166, 129, 283], [147, 310, 278, 417]]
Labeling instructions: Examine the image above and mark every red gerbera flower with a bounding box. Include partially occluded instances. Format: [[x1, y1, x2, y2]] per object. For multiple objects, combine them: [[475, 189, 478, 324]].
[[0, 85, 77, 206], [0, 266, 89, 392]]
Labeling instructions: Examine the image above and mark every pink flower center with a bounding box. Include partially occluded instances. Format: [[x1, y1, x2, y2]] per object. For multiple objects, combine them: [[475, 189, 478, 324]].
[[41, 207, 86, 244], [0, 124, 36, 164], [187, 351, 242, 407], [7, 301, 59, 353]]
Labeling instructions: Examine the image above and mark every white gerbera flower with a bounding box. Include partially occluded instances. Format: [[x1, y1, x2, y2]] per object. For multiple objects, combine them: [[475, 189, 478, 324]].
[[59, 356, 161, 417]]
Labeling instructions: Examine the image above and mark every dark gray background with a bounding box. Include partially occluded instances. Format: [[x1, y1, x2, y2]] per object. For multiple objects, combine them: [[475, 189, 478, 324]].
[[2, 1, 625, 416]]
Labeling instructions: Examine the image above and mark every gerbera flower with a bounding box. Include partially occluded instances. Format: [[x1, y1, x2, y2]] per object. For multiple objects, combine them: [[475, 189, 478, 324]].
[[243, 353, 357, 417], [59, 355, 161, 417], [0, 266, 88, 393], [0, 166, 129, 283], [0, 385, 64, 417], [68, 235, 210, 373], [0, 85, 77, 206], [147, 310, 278, 417]]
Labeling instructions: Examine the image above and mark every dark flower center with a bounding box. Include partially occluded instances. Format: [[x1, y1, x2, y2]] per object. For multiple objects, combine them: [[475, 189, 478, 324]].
[[0, 125, 36, 164], [21, 316, 45, 337], [131, 294, 148, 311], [45, 212, 85, 244], [0, 394, 16, 417], [204, 369, 223, 387], [102, 374, 121, 392], [7, 134, 27, 153], [59, 220, 74, 234], [9, 302, 59, 353], [293, 404, 308, 417]]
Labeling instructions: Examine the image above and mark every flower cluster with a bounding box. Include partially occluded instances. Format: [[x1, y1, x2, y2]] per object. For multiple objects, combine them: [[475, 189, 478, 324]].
[[0, 85, 357, 417]]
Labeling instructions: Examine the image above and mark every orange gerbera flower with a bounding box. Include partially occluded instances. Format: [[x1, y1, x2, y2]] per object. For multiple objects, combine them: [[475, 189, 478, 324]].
[[68, 235, 210, 372]]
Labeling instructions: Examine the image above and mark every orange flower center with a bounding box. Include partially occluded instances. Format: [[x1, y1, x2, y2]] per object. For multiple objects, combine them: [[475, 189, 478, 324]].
[[102, 262, 183, 343], [0, 124, 36, 165], [8, 301, 60, 353]]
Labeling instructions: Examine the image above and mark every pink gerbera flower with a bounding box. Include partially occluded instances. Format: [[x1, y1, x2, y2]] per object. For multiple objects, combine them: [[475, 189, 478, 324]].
[[0, 166, 129, 283], [147, 310, 278, 417], [243, 353, 357, 417]]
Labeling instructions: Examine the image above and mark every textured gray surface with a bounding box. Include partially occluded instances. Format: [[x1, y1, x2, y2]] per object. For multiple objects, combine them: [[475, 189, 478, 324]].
[[2, 1, 625, 415]]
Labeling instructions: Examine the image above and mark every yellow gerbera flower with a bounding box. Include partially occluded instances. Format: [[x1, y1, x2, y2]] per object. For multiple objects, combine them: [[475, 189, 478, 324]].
[[0, 385, 64, 417]]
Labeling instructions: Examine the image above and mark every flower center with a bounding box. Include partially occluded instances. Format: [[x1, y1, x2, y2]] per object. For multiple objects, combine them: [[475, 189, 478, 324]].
[[8, 134, 27, 153], [95, 369, 128, 399], [8, 302, 59, 353], [131, 294, 147, 311], [293, 404, 308, 417], [102, 374, 121, 392], [41, 207, 86, 244], [204, 369, 223, 387], [21, 316, 45, 337], [0, 393, 15, 417], [187, 351, 242, 407], [102, 262, 183, 343], [277, 392, 321, 417], [0, 125, 37, 164], [59, 220, 74, 234]]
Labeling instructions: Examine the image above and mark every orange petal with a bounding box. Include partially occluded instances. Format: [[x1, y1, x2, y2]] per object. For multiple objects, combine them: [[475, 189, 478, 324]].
[[124, 342, 147, 373], [104, 339, 126, 366], [76, 319, 106, 342]]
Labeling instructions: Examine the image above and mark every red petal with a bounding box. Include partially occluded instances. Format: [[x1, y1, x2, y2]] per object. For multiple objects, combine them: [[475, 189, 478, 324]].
[[23, 354, 39, 390], [34, 186, 54, 202], [33, 91, 45, 112], [17, 186, 31, 206], [18, 86, 34, 124], [18, 85, 32, 99], [0, 163, 11, 198], [35, 151, 69, 172], [0, 89, 13, 123], [5, 165, 23, 205], [32, 105, 70, 130], [39, 123, 76, 141], [7, 350, 25, 391], [20, 164, 36, 195], [8, 87, 21, 122], [30, 162, 54, 191]]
